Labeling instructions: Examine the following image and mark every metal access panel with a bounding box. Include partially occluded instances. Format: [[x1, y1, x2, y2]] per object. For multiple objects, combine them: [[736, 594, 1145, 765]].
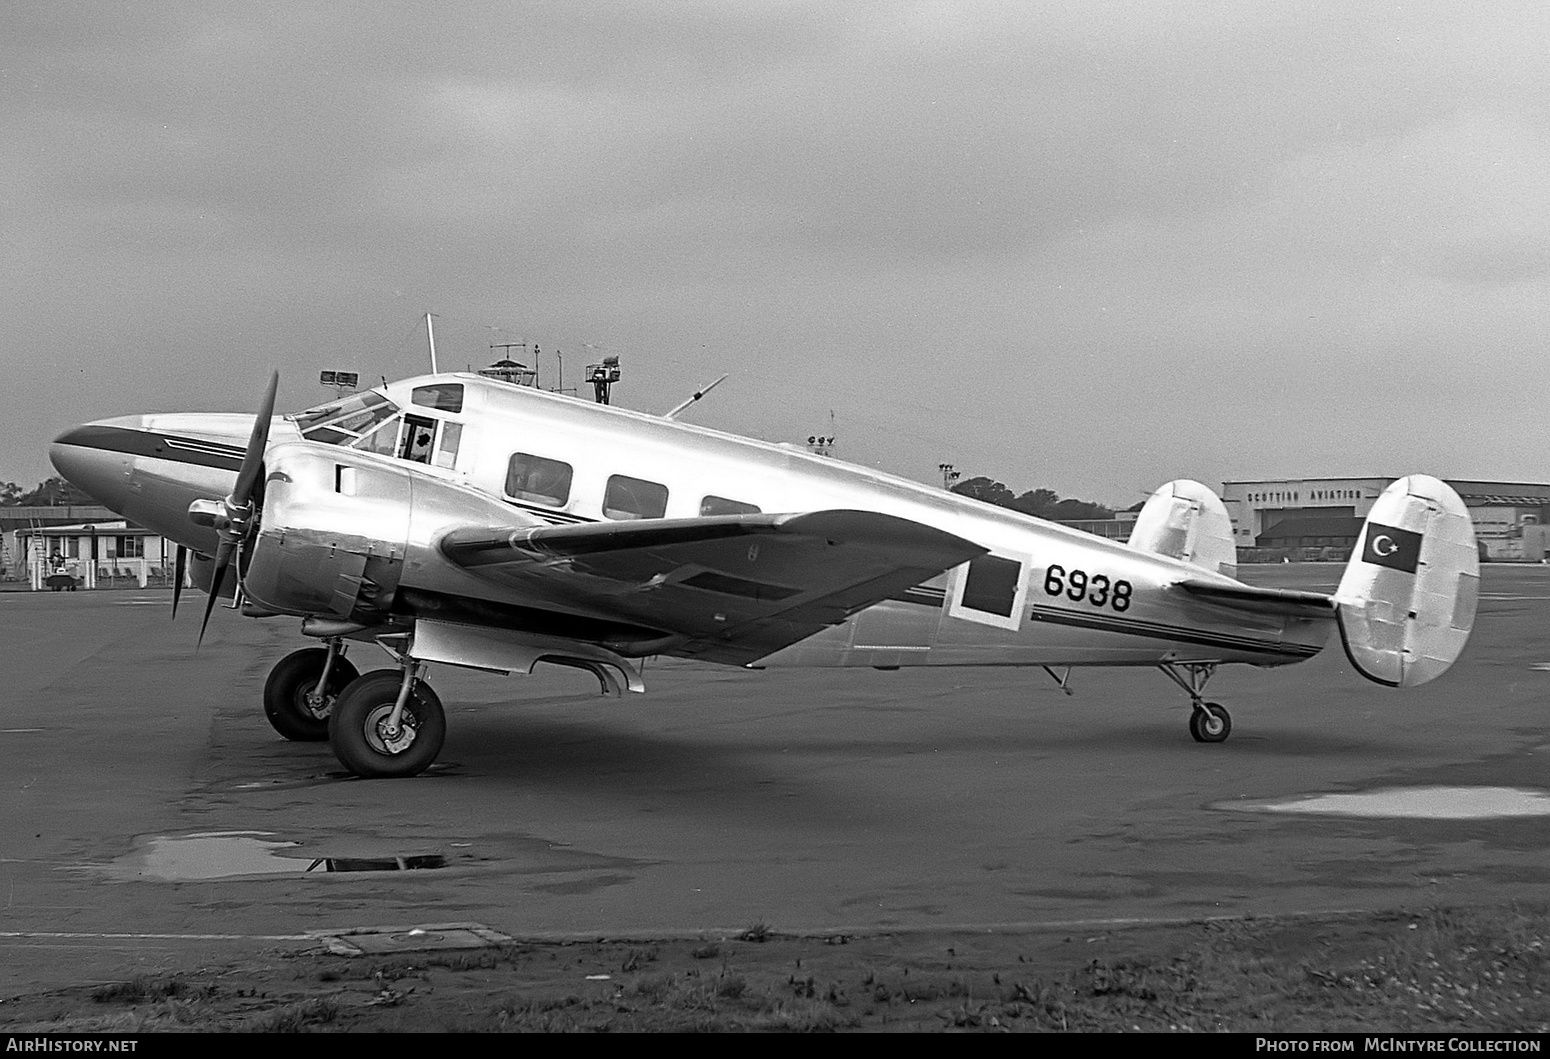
[[313, 922, 513, 956]]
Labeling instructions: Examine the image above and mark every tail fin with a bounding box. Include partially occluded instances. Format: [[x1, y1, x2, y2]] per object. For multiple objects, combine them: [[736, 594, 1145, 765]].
[[1128, 479, 1237, 578], [1335, 475, 1478, 687]]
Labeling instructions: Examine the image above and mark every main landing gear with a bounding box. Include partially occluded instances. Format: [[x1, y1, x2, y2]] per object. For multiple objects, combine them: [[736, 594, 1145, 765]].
[[328, 666, 446, 779], [263, 641, 360, 741], [1158, 663, 1232, 744], [261, 639, 446, 778]]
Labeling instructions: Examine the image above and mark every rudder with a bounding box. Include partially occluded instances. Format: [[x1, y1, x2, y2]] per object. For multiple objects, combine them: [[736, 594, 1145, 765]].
[[1335, 475, 1479, 687]]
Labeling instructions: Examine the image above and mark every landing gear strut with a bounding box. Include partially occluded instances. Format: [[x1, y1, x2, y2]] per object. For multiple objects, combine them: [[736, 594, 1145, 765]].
[[263, 642, 360, 741], [1158, 663, 1232, 743], [328, 657, 445, 779]]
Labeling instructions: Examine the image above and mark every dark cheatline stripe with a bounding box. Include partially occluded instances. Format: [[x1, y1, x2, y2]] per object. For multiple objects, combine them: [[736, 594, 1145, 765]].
[[890, 585, 947, 606], [885, 583, 1315, 658], [53, 425, 244, 471], [502, 497, 597, 525], [1027, 603, 1321, 658]]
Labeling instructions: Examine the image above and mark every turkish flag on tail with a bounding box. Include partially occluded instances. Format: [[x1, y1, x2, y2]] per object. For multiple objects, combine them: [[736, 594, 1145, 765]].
[[1360, 522, 1422, 574]]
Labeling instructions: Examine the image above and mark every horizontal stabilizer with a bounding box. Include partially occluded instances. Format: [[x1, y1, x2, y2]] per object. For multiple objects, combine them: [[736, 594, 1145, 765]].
[[1129, 480, 1237, 577], [1335, 475, 1479, 687], [1175, 579, 1336, 622]]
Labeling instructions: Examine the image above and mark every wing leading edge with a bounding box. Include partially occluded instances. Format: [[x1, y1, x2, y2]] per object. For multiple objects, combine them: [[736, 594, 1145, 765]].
[[439, 510, 988, 665]]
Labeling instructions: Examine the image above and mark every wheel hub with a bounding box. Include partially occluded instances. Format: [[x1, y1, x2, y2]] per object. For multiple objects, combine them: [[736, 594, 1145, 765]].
[[366, 705, 418, 755], [301, 683, 331, 719]]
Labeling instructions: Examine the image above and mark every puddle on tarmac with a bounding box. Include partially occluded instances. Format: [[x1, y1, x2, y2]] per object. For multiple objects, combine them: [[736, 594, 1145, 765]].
[[1226, 786, 1550, 820], [97, 831, 446, 881]]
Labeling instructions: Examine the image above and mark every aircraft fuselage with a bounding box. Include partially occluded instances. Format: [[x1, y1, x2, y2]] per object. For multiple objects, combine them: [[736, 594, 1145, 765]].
[[51, 373, 1329, 673]]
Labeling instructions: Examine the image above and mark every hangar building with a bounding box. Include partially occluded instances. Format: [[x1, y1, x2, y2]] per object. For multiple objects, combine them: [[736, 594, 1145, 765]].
[[1221, 478, 1550, 562]]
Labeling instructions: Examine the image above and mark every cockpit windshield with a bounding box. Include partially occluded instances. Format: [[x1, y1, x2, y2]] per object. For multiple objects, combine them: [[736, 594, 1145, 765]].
[[290, 391, 401, 446]]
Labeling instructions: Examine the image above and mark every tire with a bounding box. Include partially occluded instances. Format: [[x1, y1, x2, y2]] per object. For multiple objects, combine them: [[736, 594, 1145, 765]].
[[262, 647, 361, 742], [328, 670, 446, 778], [1189, 702, 1231, 744]]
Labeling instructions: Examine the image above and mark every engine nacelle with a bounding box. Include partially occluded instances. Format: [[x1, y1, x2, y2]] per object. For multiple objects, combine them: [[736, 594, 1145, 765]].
[[241, 442, 550, 627], [241, 443, 412, 623]]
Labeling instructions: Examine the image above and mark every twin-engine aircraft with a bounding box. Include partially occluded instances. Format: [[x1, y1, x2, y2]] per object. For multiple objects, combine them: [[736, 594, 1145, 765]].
[[49, 371, 1480, 778]]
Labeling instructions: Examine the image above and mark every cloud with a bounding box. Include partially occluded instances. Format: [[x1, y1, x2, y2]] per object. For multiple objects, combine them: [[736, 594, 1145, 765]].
[[4, 1, 1550, 498]]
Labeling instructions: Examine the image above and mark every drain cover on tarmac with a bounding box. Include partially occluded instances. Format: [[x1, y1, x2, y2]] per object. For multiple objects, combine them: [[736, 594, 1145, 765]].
[[313, 922, 512, 956]]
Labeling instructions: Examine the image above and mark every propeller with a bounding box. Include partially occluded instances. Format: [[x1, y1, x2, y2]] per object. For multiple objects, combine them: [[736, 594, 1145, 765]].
[[171, 544, 186, 619], [187, 371, 279, 646]]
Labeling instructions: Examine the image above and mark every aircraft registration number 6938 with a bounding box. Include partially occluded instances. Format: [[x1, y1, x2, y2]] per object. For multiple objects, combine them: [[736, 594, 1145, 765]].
[[1043, 565, 1133, 611]]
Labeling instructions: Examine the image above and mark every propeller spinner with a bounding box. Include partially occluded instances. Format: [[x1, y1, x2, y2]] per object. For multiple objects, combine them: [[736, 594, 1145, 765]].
[[185, 371, 279, 645]]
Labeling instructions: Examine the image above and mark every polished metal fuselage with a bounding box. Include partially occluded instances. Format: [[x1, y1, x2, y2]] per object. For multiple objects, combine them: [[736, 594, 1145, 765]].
[[50, 374, 1331, 671]]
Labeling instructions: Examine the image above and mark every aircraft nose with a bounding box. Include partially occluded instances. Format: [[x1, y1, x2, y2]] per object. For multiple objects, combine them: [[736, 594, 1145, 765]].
[[49, 420, 137, 511]]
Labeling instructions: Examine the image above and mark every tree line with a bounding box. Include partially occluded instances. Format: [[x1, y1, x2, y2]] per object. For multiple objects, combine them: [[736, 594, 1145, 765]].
[[949, 476, 1120, 521], [3, 470, 1124, 521], [0, 476, 96, 506]]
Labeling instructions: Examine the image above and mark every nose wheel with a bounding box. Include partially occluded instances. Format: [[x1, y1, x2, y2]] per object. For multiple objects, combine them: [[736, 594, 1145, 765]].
[[1159, 663, 1233, 744]]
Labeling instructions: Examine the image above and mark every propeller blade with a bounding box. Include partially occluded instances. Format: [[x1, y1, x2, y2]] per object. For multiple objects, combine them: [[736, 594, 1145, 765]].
[[197, 541, 234, 648], [191, 372, 277, 648], [171, 545, 186, 619], [231, 370, 279, 507]]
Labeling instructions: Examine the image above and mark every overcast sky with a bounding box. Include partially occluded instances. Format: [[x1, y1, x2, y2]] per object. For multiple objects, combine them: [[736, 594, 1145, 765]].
[[5, 1, 1547, 505]]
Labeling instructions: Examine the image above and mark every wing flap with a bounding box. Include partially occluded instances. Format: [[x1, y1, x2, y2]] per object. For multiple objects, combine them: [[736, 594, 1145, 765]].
[[439, 510, 987, 664]]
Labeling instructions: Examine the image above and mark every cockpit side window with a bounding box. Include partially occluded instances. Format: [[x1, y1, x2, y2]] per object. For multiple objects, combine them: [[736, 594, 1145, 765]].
[[293, 391, 401, 446], [353, 417, 399, 456]]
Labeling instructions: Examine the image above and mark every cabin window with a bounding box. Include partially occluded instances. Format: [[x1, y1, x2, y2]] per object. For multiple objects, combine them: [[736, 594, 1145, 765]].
[[604, 475, 668, 520], [398, 415, 438, 465], [412, 383, 464, 413], [506, 453, 573, 507], [960, 555, 1021, 618], [434, 422, 462, 469], [700, 495, 761, 516]]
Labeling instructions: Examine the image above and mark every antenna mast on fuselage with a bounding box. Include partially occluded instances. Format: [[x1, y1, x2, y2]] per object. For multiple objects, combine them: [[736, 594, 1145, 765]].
[[425, 312, 439, 373]]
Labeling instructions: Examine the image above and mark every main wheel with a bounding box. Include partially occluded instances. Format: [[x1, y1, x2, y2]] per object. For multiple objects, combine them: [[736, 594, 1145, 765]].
[[1189, 702, 1232, 743], [263, 647, 361, 741], [328, 670, 446, 779]]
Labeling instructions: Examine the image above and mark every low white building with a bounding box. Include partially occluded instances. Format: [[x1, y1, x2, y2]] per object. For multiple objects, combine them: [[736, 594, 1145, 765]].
[[15, 520, 180, 589]]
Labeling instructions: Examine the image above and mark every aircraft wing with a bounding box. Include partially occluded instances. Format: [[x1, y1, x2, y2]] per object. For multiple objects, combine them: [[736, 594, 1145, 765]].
[[439, 510, 988, 665], [1173, 578, 1337, 621]]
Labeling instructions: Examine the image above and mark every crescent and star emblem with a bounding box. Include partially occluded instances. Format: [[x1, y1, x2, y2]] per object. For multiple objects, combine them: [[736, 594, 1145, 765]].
[[1371, 534, 1399, 556]]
